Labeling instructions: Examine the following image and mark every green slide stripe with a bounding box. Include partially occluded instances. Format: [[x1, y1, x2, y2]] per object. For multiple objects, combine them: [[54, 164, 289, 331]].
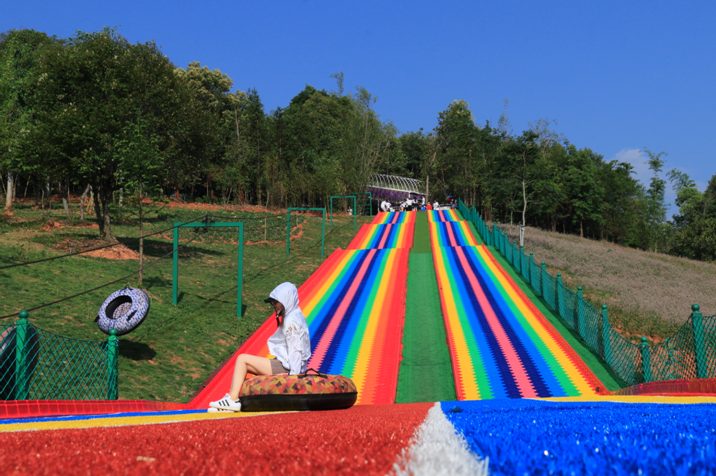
[[397, 213, 457, 403]]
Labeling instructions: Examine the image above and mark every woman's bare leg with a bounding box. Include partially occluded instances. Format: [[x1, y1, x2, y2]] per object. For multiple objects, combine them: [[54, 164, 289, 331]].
[[229, 354, 273, 400]]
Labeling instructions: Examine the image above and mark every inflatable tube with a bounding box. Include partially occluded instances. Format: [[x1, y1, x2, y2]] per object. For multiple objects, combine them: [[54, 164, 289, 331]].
[[96, 287, 150, 336], [0, 326, 40, 400], [239, 370, 357, 412]]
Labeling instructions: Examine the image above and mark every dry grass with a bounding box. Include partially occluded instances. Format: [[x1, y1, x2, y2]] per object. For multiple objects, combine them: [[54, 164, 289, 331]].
[[497, 224, 716, 341]]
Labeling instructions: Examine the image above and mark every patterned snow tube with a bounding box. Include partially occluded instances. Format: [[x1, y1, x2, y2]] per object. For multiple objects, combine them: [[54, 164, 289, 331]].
[[239, 370, 357, 412], [96, 287, 150, 336]]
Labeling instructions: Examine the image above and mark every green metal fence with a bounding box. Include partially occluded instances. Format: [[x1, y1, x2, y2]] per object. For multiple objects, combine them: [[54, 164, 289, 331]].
[[352, 192, 373, 216], [1, 311, 118, 400], [459, 199, 716, 387]]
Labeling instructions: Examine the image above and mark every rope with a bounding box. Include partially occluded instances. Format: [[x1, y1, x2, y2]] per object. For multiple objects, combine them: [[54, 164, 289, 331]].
[[0, 213, 208, 270], [0, 227, 205, 320]]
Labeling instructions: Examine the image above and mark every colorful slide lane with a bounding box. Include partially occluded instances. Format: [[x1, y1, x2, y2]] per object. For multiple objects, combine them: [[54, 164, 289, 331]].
[[192, 212, 415, 408], [427, 209, 461, 222], [347, 223, 414, 250], [427, 211, 600, 400], [371, 211, 416, 225]]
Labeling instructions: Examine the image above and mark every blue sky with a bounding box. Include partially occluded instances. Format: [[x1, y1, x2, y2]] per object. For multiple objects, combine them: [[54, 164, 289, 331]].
[[4, 0, 715, 214]]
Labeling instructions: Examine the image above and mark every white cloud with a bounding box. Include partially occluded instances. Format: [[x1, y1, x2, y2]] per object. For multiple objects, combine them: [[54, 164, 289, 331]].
[[611, 148, 652, 187]]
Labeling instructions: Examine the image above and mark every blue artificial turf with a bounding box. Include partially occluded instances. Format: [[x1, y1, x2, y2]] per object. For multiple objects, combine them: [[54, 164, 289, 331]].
[[441, 399, 716, 476]]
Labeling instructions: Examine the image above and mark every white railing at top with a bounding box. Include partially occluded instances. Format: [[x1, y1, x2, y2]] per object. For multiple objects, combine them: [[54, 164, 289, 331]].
[[367, 174, 425, 194]]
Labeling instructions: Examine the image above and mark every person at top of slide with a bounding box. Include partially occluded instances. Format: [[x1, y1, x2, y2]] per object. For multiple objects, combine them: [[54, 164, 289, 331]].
[[209, 282, 311, 412], [381, 200, 391, 212]]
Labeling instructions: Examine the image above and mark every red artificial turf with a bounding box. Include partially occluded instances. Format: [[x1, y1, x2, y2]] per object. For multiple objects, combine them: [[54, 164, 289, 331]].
[[1, 402, 432, 475]]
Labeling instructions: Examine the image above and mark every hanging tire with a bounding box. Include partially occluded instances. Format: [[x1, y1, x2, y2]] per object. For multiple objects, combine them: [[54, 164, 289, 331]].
[[96, 287, 150, 336]]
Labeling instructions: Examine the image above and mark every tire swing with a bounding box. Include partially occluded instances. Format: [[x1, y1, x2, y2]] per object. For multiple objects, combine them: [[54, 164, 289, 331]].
[[96, 287, 150, 336], [238, 369, 358, 412]]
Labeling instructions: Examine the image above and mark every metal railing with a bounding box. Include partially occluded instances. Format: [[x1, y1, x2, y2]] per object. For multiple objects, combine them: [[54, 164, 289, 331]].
[[459, 199, 716, 387], [1, 311, 118, 400]]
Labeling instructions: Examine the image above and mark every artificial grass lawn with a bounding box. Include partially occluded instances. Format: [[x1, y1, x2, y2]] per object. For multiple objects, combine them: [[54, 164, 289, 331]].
[[397, 212, 457, 403], [0, 202, 369, 402]]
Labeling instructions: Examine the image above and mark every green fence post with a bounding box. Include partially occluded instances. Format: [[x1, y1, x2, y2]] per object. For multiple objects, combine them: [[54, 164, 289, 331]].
[[15, 310, 29, 400], [640, 337, 652, 383], [576, 286, 585, 337], [237, 223, 244, 318], [330, 199, 333, 227], [512, 241, 518, 270], [541, 262, 546, 297], [528, 252, 534, 285], [691, 304, 707, 378], [172, 225, 179, 305], [556, 273, 563, 315], [321, 209, 325, 258], [107, 329, 119, 400], [602, 305, 612, 366], [286, 210, 291, 254]]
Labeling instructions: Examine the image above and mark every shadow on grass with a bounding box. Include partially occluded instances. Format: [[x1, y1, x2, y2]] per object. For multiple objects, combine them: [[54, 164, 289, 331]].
[[118, 339, 157, 361]]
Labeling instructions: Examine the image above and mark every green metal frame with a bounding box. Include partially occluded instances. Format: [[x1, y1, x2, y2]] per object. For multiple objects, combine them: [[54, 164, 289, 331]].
[[172, 222, 244, 318], [329, 195, 357, 229], [287, 208, 325, 257], [352, 191, 373, 216]]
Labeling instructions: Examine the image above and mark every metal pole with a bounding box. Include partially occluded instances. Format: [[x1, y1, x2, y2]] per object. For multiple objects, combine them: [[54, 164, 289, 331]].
[[172, 224, 179, 305], [237, 223, 244, 318], [15, 310, 29, 400], [107, 329, 118, 399], [330, 199, 333, 227], [321, 210, 325, 258], [286, 210, 291, 254]]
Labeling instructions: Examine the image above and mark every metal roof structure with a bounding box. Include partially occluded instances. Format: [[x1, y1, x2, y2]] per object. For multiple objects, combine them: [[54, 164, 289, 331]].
[[367, 174, 425, 194]]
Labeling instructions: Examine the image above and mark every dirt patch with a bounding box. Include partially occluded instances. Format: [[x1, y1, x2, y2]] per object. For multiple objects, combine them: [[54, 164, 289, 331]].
[[40, 221, 99, 231], [83, 244, 139, 260], [53, 238, 139, 260]]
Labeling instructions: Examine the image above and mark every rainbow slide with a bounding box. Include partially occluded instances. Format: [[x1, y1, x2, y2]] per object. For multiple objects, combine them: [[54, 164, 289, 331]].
[[428, 210, 600, 400], [191, 212, 416, 408]]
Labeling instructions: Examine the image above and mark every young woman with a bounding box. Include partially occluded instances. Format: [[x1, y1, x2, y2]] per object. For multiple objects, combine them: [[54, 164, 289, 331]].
[[209, 282, 311, 412]]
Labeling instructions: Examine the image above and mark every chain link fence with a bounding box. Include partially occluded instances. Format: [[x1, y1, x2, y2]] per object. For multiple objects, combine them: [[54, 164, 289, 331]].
[[0, 312, 117, 400], [460, 199, 716, 388]]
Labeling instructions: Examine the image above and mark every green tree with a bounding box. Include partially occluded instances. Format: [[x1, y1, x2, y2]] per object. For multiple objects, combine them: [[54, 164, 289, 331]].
[[25, 28, 201, 240], [0, 29, 55, 210], [642, 148, 668, 252], [669, 171, 716, 261]]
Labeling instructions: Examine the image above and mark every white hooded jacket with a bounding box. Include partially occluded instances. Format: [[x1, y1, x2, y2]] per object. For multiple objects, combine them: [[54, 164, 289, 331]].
[[266, 282, 311, 375]]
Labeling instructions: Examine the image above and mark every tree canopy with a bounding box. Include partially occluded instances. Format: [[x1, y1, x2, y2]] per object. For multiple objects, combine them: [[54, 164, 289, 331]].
[[1, 27, 714, 262]]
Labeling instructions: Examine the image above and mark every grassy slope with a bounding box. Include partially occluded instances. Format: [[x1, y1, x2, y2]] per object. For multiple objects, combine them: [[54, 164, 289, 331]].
[[0, 202, 369, 402], [496, 224, 716, 341]]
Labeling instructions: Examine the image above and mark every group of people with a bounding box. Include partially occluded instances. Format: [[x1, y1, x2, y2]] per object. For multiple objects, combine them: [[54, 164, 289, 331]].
[[379, 196, 454, 213]]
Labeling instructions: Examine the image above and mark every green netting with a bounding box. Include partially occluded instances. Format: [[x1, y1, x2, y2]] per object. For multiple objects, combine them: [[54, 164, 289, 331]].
[[457, 199, 716, 388], [0, 318, 116, 400], [521, 252, 529, 281], [169, 210, 304, 244]]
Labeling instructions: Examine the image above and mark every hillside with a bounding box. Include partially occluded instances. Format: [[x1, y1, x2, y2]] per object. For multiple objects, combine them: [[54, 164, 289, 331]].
[[497, 224, 716, 341]]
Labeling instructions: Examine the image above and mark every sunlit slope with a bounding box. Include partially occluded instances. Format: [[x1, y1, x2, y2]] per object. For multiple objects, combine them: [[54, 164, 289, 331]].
[[192, 211, 415, 406]]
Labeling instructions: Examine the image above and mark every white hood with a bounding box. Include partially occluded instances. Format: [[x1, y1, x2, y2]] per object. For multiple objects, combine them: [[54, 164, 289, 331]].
[[269, 282, 300, 318]]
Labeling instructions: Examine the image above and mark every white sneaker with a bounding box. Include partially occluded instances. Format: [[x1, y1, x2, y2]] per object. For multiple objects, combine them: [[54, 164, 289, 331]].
[[209, 394, 242, 412]]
